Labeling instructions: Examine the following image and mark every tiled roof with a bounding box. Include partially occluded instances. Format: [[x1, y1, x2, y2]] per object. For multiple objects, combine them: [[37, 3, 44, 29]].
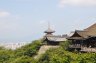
[[84, 23, 96, 36], [45, 35, 67, 42], [69, 23, 96, 39]]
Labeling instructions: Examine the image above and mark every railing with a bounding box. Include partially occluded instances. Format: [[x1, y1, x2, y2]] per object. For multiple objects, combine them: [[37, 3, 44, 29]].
[[81, 47, 96, 52], [69, 44, 81, 48]]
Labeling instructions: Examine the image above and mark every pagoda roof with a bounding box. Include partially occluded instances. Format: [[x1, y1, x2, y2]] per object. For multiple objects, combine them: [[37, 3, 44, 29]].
[[44, 28, 55, 33]]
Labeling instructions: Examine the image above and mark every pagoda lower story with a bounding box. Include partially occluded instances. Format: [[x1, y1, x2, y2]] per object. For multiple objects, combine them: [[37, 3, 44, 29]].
[[43, 35, 67, 45]]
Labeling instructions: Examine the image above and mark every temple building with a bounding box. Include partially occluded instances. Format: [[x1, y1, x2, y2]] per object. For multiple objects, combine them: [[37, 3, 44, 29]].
[[68, 23, 96, 52], [43, 24, 67, 45]]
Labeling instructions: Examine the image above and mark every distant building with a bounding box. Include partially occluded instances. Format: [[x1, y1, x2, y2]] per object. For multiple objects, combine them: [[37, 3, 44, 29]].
[[43, 23, 67, 45], [68, 23, 96, 52]]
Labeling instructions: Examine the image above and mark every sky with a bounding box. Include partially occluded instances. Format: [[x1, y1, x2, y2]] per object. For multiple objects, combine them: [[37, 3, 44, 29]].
[[0, 0, 96, 42]]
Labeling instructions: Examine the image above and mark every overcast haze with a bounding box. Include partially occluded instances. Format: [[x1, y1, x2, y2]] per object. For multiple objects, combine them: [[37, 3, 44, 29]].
[[0, 0, 96, 42]]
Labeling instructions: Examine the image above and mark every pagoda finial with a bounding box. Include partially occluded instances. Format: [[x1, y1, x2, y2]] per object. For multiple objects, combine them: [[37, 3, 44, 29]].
[[48, 21, 50, 29]]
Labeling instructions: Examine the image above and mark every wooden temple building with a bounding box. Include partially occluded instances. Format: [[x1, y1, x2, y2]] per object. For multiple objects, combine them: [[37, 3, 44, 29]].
[[43, 24, 67, 45], [68, 23, 96, 52]]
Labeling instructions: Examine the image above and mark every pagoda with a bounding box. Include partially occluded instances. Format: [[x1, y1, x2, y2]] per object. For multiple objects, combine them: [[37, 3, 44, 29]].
[[43, 23, 67, 45]]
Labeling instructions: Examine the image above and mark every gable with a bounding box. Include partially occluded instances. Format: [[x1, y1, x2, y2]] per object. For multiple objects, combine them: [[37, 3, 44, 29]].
[[71, 32, 82, 37]]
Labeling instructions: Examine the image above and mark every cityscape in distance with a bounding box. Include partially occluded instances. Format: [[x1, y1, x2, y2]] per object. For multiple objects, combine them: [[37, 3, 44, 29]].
[[0, 42, 31, 50]]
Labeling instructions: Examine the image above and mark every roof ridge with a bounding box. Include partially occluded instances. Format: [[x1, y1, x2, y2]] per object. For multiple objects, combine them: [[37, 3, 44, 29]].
[[84, 23, 96, 31]]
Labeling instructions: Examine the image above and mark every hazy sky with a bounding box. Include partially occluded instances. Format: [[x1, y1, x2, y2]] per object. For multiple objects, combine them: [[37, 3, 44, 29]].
[[0, 0, 96, 42]]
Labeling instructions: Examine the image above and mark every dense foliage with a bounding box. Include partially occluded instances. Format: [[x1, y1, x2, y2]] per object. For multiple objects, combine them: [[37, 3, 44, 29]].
[[0, 40, 42, 63], [37, 41, 96, 63], [38, 47, 96, 63], [0, 40, 96, 63]]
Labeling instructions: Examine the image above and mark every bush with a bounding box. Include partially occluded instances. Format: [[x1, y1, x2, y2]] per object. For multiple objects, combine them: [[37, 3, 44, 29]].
[[60, 41, 71, 50]]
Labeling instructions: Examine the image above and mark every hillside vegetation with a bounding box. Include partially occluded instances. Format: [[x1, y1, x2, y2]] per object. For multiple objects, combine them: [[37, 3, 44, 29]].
[[0, 40, 42, 63], [0, 40, 96, 63]]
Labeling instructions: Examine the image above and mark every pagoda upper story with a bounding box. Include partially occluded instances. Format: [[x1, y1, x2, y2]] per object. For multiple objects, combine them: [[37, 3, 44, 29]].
[[44, 23, 55, 36]]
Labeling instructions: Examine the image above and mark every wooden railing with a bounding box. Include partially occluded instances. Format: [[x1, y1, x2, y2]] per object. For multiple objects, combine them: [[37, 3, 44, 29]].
[[69, 44, 81, 48], [81, 47, 96, 52]]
